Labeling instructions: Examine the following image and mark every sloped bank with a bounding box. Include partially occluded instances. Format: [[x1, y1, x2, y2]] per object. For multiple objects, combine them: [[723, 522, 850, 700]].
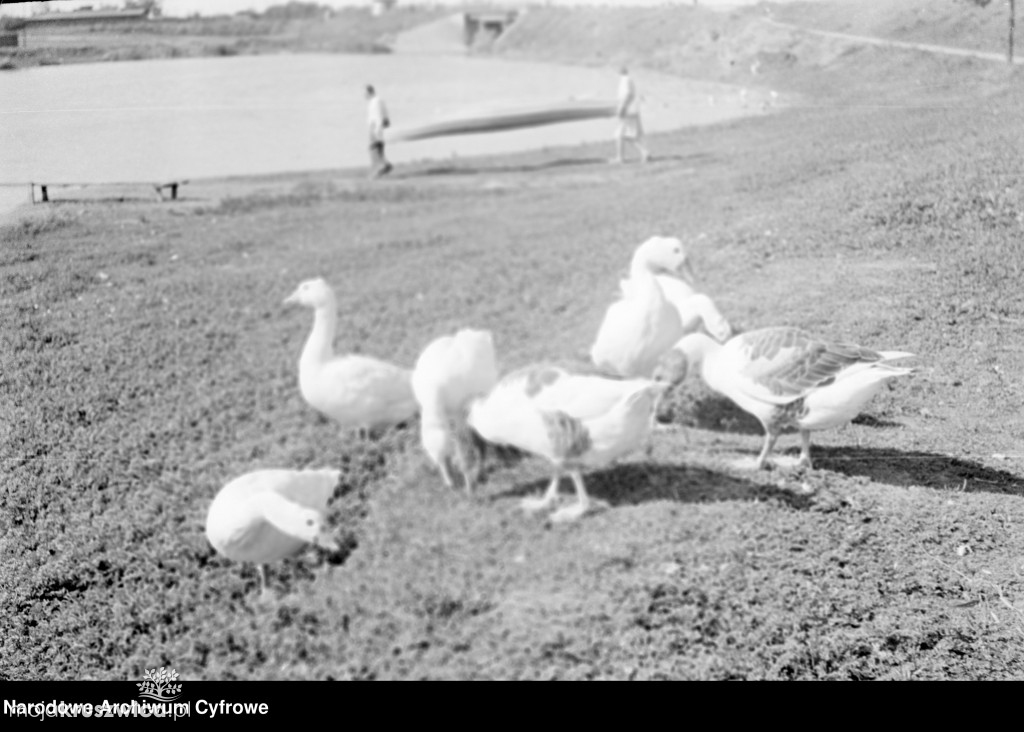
[[487, 6, 853, 84]]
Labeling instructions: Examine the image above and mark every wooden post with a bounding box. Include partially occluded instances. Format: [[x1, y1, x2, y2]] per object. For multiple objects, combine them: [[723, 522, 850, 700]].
[[1010, 0, 1016, 64]]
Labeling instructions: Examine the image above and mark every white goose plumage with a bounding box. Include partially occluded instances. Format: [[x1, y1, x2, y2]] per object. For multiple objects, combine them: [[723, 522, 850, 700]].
[[590, 236, 691, 378], [621, 237, 733, 344], [205, 468, 341, 596], [284, 278, 418, 436], [467, 365, 668, 522], [654, 327, 914, 469], [411, 328, 499, 493]]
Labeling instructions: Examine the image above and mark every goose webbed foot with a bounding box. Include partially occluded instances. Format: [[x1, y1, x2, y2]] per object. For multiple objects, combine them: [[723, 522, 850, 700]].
[[549, 501, 590, 523], [547, 471, 592, 523], [438, 456, 455, 489], [522, 474, 561, 513]]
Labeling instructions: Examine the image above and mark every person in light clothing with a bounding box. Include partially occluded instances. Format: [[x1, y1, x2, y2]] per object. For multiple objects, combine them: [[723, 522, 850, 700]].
[[365, 84, 392, 178], [613, 67, 650, 164]]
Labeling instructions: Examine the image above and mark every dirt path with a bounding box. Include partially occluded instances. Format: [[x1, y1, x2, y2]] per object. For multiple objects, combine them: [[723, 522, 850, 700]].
[[766, 18, 1024, 65]]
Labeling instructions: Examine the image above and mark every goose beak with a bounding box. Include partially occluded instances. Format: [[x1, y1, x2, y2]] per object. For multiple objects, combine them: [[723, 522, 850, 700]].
[[283, 289, 299, 306]]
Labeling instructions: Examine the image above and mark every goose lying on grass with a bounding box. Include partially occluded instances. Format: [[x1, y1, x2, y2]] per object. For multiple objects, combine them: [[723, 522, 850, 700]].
[[467, 365, 668, 522], [411, 328, 499, 493], [591, 236, 691, 378], [653, 327, 914, 470], [205, 468, 341, 597], [284, 278, 418, 437]]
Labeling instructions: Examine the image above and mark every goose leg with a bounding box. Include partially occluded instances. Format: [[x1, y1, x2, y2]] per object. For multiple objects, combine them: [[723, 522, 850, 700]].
[[438, 454, 456, 489], [522, 473, 562, 513], [645, 429, 656, 459], [257, 564, 271, 601], [549, 470, 591, 523], [464, 446, 483, 497], [466, 448, 485, 496], [454, 435, 482, 497], [797, 430, 814, 469], [755, 431, 779, 470]]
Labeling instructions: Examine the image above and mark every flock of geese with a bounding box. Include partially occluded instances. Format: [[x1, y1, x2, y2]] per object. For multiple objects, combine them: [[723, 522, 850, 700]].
[[204, 235, 916, 595]]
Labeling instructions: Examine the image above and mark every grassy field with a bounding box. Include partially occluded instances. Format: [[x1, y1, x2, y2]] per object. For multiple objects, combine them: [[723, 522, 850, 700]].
[[4, 1, 1024, 680]]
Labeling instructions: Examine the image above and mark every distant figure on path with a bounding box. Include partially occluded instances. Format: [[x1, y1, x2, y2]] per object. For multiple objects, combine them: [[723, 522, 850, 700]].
[[365, 84, 392, 178], [612, 67, 650, 164]]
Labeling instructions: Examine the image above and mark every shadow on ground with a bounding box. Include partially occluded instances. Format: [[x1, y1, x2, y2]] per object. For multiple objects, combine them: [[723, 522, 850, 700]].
[[811, 446, 1024, 496], [659, 393, 764, 435], [662, 393, 909, 435], [417, 156, 608, 177], [492, 462, 814, 511], [414, 153, 695, 178]]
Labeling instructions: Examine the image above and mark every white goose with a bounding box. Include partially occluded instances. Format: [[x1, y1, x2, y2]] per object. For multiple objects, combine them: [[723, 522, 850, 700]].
[[411, 328, 499, 493], [653, 327, 914, 469], [205, 468, 341, 596], [284, 278, 418, 436], [590, 236, 690, 378], [621, 237, 733, 343], [467, 364, 668, 522]]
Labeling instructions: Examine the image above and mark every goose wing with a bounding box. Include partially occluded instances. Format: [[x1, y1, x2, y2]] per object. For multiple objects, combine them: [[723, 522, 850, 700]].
[[320, 354, 417, 421], [256, 491, 339, 551], [469, 369, 656, 465], [498, 365, 637, 421], [466, 368, 568, 460], [271, 468, 340, 511], [729, 328, 890, 405]]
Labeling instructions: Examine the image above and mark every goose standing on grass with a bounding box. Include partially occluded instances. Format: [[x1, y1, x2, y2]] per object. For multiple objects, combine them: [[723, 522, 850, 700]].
[[284, 278, 418, 437], [411, 328, 499, 493], [467, 365, 668, 522], [653, 327, 915, 470], [591, 236, 691, 378], [205, 468, 341, 597]]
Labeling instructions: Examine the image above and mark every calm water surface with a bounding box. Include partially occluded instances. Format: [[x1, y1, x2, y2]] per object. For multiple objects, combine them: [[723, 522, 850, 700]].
[[0, 53, 761, 186]]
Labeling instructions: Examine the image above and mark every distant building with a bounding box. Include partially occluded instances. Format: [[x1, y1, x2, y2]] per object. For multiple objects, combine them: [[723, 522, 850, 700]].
[[463, 8, 518, 47], [0, 4, 154, 46], [371, 0, 397, 16], [19, 6, 154, 27]]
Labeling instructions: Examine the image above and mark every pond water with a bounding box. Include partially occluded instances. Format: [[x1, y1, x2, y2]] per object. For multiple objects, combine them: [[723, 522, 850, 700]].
[[0, 52, 765, 207]]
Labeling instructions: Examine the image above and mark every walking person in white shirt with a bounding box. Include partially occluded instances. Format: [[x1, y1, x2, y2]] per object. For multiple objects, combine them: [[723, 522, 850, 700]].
[[612, 67, 650, 164], [365, 84, 392, 178]]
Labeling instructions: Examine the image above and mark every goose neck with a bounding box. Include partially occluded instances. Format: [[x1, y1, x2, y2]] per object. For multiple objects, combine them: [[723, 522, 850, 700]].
[[629, 255, 658, 279], [302, 303, 338, 366]]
